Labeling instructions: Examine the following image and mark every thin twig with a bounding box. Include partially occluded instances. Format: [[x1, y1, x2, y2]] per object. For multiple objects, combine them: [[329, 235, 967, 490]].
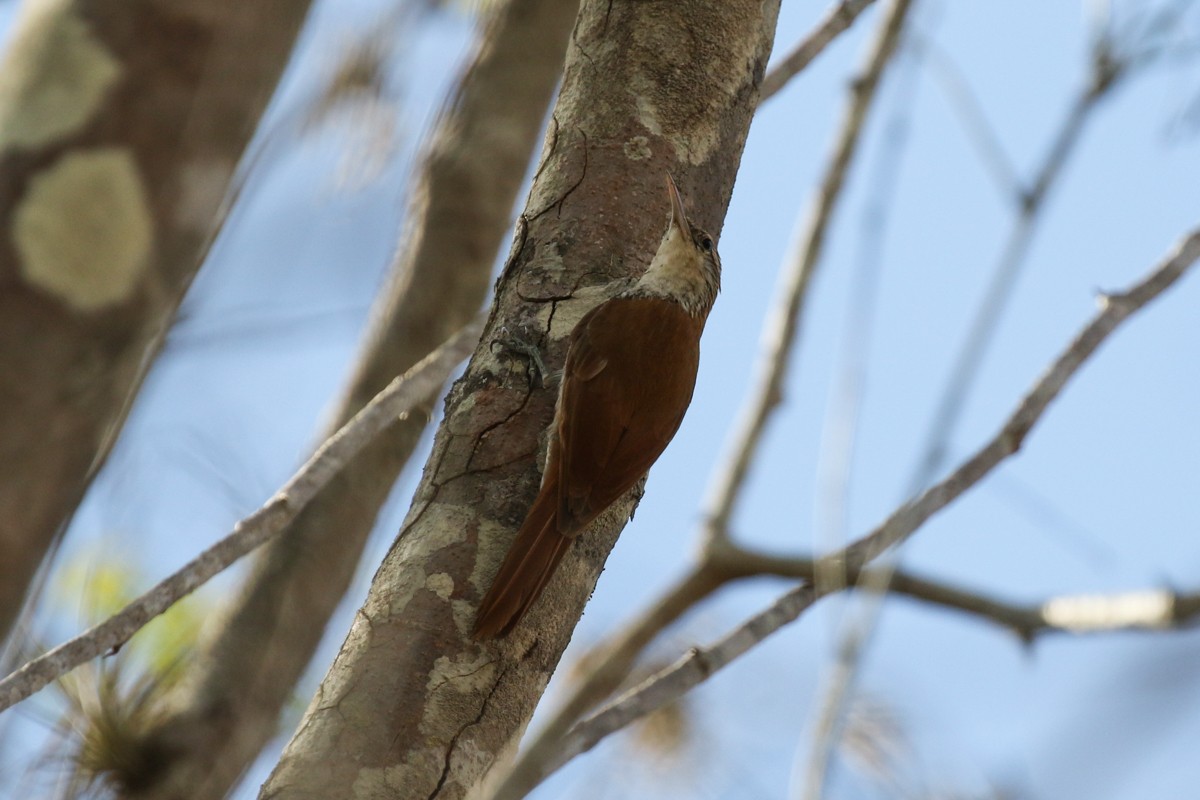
[[0, 315, 485, 713], [844, 228, 1200, 566], [702, 0, 915, 550], [550, 585, 819, 782], [761, 0, 881, 101], [554, 574, 1200, 781], [708, 547, 1200, 640], [813, 18, 923, 591], [485, 565, 726, 800], [803, 39, 924, 793], [917, 35, 1023, 200], [805, 41, 1135, 797], [907, 40, 1127, 495]]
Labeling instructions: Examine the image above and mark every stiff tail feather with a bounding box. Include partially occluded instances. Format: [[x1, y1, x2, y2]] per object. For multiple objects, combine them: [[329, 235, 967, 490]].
[[473, 492, 573, 639]]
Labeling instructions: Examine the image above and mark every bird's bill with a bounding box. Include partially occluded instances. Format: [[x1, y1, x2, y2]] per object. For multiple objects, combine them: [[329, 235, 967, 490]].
[[665, 172, 690, 233]]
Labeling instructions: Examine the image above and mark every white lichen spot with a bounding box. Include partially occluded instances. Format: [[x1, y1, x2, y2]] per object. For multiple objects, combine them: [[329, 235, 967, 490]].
[[0, 0, 121, 149], [634, 96, 664, 139], [425, 571, 455, 600], [623, 135, 652, 161], [15, 148, 152, 311]]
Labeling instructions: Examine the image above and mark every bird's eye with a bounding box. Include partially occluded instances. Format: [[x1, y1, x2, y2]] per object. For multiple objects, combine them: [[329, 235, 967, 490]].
[[700, 236, 714, 253]]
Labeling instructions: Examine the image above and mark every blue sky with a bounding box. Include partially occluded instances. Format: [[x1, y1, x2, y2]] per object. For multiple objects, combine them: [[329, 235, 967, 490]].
[[4, 1, 1199, 798]]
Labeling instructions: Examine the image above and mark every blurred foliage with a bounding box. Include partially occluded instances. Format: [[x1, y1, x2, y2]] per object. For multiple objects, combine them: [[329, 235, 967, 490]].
[[44, 543, 212, 796], [52, 544, 206, 681]]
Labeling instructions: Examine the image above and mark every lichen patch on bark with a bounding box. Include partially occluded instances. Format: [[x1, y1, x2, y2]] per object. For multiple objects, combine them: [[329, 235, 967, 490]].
[[470, 516, 520, 593], [0, 0, 120, 149], [15, 148, 153, 311], [543, 284, 612, 341], [628, 2, 761, 164], [426, 572, 456, 600]]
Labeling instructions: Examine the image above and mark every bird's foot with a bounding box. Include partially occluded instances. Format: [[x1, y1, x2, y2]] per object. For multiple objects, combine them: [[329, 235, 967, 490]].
[[491, 327, 559, 389]]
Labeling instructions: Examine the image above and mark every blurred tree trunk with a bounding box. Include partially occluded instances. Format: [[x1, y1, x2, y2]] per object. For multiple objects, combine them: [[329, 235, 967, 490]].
[[118, 1, 580, 797], [259, 0, 781, 797], [0, 0, 313, 644]]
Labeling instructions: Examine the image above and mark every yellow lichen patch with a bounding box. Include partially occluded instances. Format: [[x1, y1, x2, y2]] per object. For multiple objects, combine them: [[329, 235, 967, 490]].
[[0, 0, 120, 149], [15, 148, 153, 311]]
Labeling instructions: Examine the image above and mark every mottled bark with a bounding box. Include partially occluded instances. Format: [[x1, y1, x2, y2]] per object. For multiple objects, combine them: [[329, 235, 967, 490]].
[[0, 0, 313, 642], [119, 1, 580, 798], [259, 0, 781, 797]]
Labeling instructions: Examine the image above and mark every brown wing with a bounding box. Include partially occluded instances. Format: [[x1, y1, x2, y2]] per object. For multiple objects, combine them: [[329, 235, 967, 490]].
[[554, 297, 703, 535]]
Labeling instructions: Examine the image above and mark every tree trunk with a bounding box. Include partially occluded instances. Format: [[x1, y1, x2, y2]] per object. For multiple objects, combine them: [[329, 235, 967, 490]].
[[0, 0, 313, 643], [259, 0, 781, 797], [121, 1, 580, 797]]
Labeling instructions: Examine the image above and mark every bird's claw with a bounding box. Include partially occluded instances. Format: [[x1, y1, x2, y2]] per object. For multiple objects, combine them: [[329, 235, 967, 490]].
[[491, 327, 555, 389]]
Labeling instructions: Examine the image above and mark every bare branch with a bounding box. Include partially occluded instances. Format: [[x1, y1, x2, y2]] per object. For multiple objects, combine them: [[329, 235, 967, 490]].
[[702, 0, 914, 549], [556, 574, 1200, 782], [760, 0, 881, 101], [557, 585, 820, 777], [706, 547, 1200, 640], [805, 33, 1146, 796], [846, 229, 1200, 568], [907, 39, 1127, 495], [0, 316, 484, 713], [917, 35, 1023, 200]]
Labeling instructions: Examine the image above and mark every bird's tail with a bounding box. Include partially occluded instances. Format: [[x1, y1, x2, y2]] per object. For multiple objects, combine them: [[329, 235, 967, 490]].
[[473, 489, 572, 640]]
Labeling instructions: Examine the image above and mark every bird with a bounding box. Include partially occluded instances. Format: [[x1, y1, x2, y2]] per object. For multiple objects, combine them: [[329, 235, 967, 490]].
[[472, 173, 722, 639]]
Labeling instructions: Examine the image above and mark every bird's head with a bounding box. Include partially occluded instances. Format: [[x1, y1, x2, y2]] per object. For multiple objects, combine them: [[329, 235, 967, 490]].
[[636, 173, 722, 316]]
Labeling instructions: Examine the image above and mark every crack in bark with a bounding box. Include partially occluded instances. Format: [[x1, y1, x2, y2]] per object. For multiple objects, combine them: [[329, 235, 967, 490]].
[[462, 390, 538, 474], [427, 662, 511, 800], [529, 130, 588, 221], [437, 450, 539, 493]]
